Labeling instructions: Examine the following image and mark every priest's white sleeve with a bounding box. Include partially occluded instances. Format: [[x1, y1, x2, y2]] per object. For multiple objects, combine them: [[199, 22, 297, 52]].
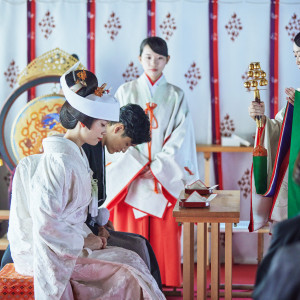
[[259, 108, 285, 183]]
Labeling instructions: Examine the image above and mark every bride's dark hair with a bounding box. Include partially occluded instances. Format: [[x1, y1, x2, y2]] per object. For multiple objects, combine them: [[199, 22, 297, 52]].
[[60, 70, 98, 129]]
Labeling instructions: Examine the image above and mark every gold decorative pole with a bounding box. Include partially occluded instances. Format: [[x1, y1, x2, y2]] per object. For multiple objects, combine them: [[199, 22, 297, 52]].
[[244, 62, 268, 194], [243, 62, 268, 129]]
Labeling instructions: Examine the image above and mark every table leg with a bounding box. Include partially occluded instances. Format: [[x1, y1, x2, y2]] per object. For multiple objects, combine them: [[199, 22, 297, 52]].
[[257, 232, 264, 264], [203, 152, 211, 186], [204, 152, 211, 269], [197, 223, 207, 300], [183, 222, 194, 300], [225, 223, 232, 300], [211, 223, 220, 300]]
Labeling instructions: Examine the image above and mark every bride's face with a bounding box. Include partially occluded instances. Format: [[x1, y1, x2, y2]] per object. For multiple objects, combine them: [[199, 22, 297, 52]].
[[83, 119, 108, 146], [293, 42, 300, 69]]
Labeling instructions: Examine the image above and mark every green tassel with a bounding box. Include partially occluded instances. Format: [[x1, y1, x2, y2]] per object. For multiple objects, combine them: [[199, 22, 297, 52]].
[[253, 156, 267, 194]]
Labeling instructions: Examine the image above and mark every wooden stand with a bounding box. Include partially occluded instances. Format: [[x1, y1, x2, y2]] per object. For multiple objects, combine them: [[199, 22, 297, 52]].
[[196, 144, 253, 269], [173, 190, 240, 300]]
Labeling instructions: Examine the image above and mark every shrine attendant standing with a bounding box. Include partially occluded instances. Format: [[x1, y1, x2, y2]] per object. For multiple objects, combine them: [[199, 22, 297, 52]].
[[104, 37, 199, 286]]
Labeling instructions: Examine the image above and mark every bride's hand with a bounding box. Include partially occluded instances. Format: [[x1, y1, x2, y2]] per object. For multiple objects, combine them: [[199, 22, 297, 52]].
[[84, 233, 104, 250]]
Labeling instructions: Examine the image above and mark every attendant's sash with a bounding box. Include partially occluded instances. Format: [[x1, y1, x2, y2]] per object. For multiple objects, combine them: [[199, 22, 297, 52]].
[[288, 90, 300, 218]]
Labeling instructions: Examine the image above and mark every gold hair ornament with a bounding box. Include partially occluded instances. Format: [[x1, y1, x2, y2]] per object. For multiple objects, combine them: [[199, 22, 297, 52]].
[[94, 83, 110, 97], [76, 70, 87, 86]]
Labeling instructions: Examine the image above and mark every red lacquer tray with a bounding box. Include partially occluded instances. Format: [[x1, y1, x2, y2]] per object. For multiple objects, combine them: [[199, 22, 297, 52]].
[[185, 188, 212, 196], [179, 200, 210, 208]]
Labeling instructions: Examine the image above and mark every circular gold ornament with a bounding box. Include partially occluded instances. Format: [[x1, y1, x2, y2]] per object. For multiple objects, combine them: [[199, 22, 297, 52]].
[[11, 94, 66, 163]]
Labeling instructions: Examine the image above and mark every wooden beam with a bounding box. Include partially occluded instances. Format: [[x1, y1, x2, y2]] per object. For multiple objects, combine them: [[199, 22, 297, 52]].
[[0, 210, 9, 220], [196, 144, 253, 153]]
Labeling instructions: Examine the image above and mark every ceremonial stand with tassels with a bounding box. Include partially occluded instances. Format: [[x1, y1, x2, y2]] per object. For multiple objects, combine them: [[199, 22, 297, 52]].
[[244, 62, 269, 195]]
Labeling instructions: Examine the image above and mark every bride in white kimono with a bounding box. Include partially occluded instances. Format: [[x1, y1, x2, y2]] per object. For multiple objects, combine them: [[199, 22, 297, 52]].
[[7, 64, 165, 300]]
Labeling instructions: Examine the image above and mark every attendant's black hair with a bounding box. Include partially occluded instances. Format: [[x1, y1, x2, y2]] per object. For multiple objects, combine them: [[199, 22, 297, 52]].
[[60, 70, 98, 130], [108, 104, 151, 145], [294, 32, 300, 47], [139, 36, 168, 57]]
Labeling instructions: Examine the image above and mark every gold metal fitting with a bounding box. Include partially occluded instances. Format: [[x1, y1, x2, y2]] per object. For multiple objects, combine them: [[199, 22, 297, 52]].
[[247, 71, 253, 77], [251, 81, 258, 87], [254, 62, 261, 69], [253, 71, 260, 78], [244, 81, 251, 88]]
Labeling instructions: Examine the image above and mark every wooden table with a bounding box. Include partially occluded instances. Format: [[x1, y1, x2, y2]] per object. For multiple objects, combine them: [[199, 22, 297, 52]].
[[196, 145, 253, 186], [173, 190, 240, 300], [0, 210, 9, 220]]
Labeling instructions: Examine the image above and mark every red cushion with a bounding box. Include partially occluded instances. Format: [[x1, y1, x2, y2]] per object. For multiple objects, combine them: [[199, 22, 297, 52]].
[[0, 263, 34, 299]]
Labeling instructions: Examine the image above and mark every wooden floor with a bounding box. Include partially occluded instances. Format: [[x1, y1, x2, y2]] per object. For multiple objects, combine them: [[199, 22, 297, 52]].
[[164, 263, 258, 300]]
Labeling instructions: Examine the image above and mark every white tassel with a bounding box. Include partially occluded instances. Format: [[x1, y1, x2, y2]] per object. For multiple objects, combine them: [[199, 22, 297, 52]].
[[96, 207, 110, 226], [89, 178, 98, 217]]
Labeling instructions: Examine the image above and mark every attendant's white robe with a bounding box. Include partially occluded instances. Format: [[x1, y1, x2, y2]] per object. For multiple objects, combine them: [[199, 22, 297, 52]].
[[105, 73, 198, 218], [251, 108, 288, 231], [104, 74, 198, 286], [8, 135, 165, 300]]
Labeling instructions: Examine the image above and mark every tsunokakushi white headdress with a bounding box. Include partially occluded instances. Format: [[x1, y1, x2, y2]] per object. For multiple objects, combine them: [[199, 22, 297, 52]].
[[60, 62, 120, 121]]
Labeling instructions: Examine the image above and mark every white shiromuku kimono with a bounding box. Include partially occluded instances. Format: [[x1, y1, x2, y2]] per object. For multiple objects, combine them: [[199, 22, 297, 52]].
[[8, 135, 165, 300], [104, 73, 199, 218], [251, 108, 288, 231]]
